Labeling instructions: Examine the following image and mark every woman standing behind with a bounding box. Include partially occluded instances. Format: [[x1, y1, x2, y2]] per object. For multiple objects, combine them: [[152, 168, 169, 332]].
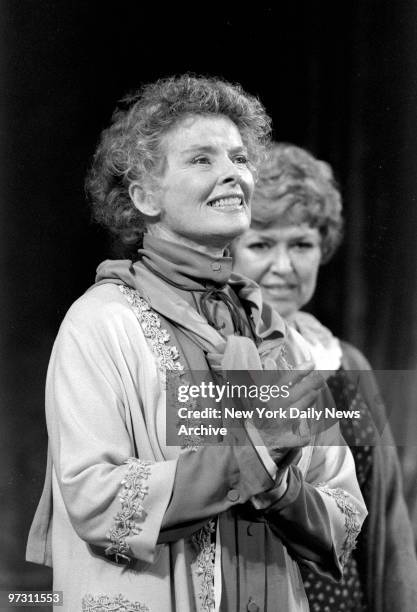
[[233, 143, 417, 611]]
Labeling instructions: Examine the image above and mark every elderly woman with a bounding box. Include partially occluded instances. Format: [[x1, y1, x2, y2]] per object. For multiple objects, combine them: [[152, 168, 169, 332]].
[[26, 78, 366, 612], [233, 143, 417, 612]]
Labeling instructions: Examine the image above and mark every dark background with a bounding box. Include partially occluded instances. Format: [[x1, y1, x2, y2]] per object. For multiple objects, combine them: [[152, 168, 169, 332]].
[[2, 0, 417, 594]]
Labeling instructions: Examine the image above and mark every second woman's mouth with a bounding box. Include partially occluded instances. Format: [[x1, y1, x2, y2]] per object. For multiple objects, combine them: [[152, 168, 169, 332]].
[[263, 284, 297, 296]]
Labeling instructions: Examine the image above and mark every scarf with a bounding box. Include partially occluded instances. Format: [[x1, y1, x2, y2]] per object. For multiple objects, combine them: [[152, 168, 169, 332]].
[[95, 235, 305, 372]]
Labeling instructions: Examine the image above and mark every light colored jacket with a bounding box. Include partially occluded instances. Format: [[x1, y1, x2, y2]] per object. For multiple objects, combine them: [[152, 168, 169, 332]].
[[27, 280, 366, 612]]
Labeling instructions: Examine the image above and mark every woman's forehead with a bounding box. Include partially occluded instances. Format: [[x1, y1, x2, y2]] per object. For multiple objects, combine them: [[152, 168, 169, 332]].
[[250, 223, 321, 240], [160, 114, 243, 154]]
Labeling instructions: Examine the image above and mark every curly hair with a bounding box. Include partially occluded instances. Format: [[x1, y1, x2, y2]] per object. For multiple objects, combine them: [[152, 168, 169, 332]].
[[85, 74, 272, 250], [251, 143, 344, 263]]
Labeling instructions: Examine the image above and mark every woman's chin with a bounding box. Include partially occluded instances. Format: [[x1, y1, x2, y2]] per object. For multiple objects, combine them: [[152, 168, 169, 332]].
[[209, 221, 251, 246], [268, 297, 298, 319]]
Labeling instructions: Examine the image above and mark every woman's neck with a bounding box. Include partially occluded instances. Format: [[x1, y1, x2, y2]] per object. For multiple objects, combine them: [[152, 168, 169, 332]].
[[146, 225, 227, 258], [140, 234, 233, 289]]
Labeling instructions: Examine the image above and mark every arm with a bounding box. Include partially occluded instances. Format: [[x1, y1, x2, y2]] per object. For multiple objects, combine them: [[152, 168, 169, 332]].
[[235, 325, 367, 578], [376, 439, 417, 610], [158, 441, 275, 543], [340, 341, 417, 608], [249, 385, 367, 580], [259, 432, 366, 580], [47, 292, 276, 563]]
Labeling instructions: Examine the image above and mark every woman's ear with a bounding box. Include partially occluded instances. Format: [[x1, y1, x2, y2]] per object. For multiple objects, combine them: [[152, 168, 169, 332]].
[[129, 182, 161, 218]]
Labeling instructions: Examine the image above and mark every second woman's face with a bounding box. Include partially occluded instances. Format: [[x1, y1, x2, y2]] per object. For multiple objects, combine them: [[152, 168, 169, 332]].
[[233, 223, 322, 318], [145, 115, 255, 252]]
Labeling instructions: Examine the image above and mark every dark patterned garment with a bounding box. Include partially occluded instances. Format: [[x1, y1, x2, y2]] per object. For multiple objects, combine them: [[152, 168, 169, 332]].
[[301, 367, 374, 612]]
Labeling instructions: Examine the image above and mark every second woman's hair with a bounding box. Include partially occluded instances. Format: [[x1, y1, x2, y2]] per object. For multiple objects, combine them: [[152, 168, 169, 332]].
[[251, 143, 344, 263]]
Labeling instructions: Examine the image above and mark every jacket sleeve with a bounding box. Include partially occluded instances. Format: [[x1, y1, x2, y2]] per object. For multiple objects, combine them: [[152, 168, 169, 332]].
[[375, 438, 417, 611], [158, 441, 275, 543], [242, 327, 367, 578], [250, 416, 367, 579], [340, 341, 417, 610], [46, 295, 276, 564]]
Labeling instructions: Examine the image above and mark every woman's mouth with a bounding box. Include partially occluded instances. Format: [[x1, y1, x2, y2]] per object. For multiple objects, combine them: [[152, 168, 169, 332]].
[[263, 285, 296, 297], [207, 196, 243, 210]]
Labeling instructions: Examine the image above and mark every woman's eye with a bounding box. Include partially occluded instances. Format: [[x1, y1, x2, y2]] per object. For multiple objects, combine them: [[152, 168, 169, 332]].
[[293, 241, 314, 251], [191, 156, 211, 165], [233, 154, 249, 165], [248, 242, 270, 252]]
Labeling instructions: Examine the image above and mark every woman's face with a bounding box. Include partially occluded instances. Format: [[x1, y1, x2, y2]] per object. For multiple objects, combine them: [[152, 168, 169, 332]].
[[139, 115, 255, 252], [233, 223, 322, 318]]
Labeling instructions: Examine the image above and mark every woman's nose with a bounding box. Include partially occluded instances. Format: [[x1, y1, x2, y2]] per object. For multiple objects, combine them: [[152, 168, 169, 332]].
[[269, 248, 293, 274], [217, 158, 240, 184]]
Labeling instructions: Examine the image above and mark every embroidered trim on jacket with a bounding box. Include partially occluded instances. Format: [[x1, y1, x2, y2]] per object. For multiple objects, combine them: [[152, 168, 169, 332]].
[[316, 484, 361, 566], [192, 520, 216, 612], [119, 285, 200, 450], [82, 593, 150, 611], [170, 370, 203, 450], [119, 285, 184, 373], [119, 285, 215, 607], [106, 458, 152, 563]]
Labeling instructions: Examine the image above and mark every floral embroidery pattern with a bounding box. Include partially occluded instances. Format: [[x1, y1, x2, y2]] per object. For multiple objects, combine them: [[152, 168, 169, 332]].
[[192, 520, 216, 612], [82, 594, 150, 611], [169, 371, 203, 450], [316, 484, 361, 566], [119, 286, 184, 373], [106, 458, 152, 563], [119, 285, 200, 450], [119, 285, 215, 607]]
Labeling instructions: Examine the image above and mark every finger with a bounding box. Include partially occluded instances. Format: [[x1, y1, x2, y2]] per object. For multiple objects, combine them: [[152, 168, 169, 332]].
[[297, 360, 316, 371], [270, 426, 312, 448], [278, 362, 315, 388], [295, 389, 321, 412], [288, 372, 325, 401]]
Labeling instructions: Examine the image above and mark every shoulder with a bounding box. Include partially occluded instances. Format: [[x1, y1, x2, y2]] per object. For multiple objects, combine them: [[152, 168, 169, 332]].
[[337, 341, 391, 429], [339, 340, 372, 371], [56, 284, 151, 354], [289, 311, 336, 347], [284, 324, 313, 363], [287, 312, 343, 370], [66, 283, 131, 323], [64, 283, 145, 330]]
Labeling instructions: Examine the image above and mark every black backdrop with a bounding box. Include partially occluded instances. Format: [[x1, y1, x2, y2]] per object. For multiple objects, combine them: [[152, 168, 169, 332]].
[[2, 0, 417, 592]]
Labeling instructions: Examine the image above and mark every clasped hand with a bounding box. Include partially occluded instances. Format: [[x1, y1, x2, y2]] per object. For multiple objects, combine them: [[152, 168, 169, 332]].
[[250, 361, 325, 464]]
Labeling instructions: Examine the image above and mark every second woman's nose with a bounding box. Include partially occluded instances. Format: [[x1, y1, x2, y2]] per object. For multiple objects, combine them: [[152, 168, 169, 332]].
[[269, 246, 294, 275]]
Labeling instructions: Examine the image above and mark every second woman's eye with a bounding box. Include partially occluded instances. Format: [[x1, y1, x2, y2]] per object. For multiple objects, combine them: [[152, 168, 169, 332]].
[[293, 241, 314, 251], [248, 241, 271, 252]]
